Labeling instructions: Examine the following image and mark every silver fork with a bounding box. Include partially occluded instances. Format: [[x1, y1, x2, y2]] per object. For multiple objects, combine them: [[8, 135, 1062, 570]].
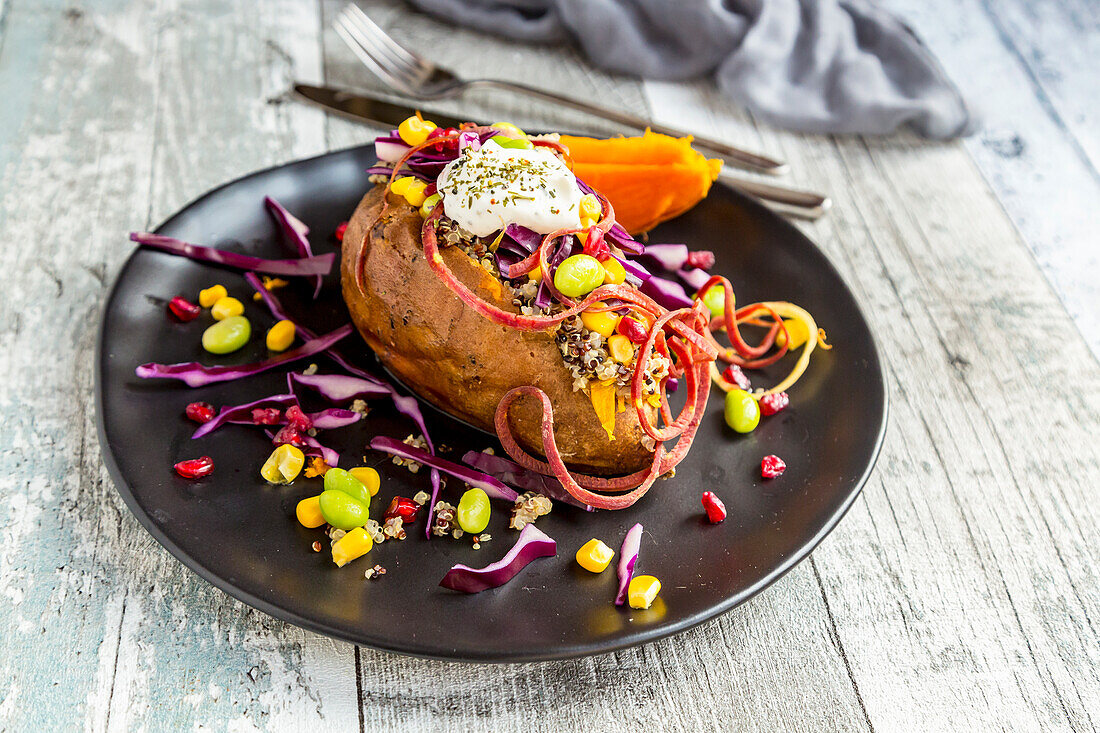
[[335, 4, 830, 218]]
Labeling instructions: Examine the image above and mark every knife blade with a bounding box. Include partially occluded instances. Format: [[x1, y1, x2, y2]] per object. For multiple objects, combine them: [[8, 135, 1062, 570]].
[[294, 83, 471, 130], [292, 83, 830, 219]]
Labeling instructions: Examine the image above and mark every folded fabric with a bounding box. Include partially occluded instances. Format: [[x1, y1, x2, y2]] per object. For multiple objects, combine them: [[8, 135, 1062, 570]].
[[407, 0, 974, 139]]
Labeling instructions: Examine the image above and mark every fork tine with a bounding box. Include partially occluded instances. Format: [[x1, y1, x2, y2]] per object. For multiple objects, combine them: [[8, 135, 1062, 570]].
[[334, 8, 415, 86], [338, 7, 422, 90], [334, 18, 416, 95], [343, 5, 425, 75]]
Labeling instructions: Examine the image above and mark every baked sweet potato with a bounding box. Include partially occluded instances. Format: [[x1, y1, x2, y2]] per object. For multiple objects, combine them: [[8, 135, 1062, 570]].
[[340, 186, 657, 476]]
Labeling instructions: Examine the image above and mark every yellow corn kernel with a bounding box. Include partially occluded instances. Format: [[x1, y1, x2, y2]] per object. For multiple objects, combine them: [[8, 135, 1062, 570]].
[[403, 180, 428, 207], [490, 121, 526, 138], [528, 265, 542, 282], [575, 538, 615, 573], [397, 114, 436, 146], [628, 575, 661, 609], [389, 176, 416, 196], [579, 194, 601, 221], [348, 467, 381, 497], [266, 319, 296, 352], [774, 317, 809, 350], [296, 495, 326, 528], [260, 444, 305, 484], [608, 334, 635, 364], [332, 527, 373, 567], [199, 284, 228, 308], [581, 305, 621, 338], [601, 257, 627, 285], [390, 176, 428, 207], [211, 296, 244, 321]]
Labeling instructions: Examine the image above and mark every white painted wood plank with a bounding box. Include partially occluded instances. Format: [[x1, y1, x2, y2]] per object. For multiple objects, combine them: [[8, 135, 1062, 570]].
[[2, 0, 1098, 731], [0, 2, 357, 731], [883, 0, 1100, 363], [643, 78, 1100, 731]]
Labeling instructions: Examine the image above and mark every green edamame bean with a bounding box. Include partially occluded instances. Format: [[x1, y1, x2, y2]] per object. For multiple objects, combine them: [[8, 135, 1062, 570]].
[[202, 315, 251, 354], [456, 488, 491, 534], [489, 134, 534, 150], [553, 255, 605, 299], [490, 122, 526, 138], [318, 489, 369, 530], [699, 285, 730, 320], [323, 468, 371, 509], [419, 192, 442, 218], [724, 389, 760, 433]]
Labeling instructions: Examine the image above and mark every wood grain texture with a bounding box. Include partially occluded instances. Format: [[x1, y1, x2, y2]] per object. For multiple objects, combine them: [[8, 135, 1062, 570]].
[[0, 1, 1097, 731], [884, 0, 1100, 362]]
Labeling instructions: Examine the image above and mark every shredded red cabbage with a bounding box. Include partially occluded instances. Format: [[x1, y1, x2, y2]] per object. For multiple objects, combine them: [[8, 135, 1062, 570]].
[[225, 407, 359, 430], [191, 393, 296, 439], [461, 450, 593, 511], [615, 523, 643, 606], [304, 408, 360, 429], [374, 136, 409, 163], [639, 243, 691, 272], [264, 196, 323, 299], [370, 436, 518, 502], [639, 276, 694, 310], [130, 232, 335, 277], [288, 372, 391, 401], [616, 255, 653, 284], [438, 524, 556, 593], [678, 267, 712, 293], [136, 325, 352, 387], [302, 434, 340, 466], [504, 223, 542, 253], [532, 236, 575, 309]]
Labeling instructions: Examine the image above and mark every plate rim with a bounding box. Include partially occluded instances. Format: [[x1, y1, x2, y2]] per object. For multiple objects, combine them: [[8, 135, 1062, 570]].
[[95, 143, 889, 662]]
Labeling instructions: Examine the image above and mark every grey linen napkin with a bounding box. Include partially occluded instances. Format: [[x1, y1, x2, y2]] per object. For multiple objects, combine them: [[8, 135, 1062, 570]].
[[407, 0, 974, 139]]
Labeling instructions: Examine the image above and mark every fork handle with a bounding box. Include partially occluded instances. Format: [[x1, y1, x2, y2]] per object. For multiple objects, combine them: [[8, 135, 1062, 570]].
[[471, 79, 789, 176]]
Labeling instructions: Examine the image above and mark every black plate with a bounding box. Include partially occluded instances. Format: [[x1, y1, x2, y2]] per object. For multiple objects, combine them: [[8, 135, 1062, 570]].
[[96, 145, 887, 662]]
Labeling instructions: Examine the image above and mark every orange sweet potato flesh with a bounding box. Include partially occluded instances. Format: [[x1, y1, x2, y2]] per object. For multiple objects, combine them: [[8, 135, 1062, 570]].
[[559, 131, 722, 235]]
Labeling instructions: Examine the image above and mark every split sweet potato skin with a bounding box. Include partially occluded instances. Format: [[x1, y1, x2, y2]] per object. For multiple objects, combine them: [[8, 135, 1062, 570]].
[[340, 186, 656, 476]]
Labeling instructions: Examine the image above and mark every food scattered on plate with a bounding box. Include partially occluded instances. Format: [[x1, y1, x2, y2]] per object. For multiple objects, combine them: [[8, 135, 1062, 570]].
[[127, 116, 830, 602]]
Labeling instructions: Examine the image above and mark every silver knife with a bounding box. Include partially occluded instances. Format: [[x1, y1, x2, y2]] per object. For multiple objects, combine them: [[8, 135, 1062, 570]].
[[292, 84, 830, 219]]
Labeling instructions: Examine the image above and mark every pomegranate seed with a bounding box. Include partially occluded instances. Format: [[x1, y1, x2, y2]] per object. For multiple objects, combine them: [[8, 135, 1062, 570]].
[[617, 316, 649, 344], [759, 392, 790, 416], [701, 491, 726, 523], [184, 401, 216, 424], [722, 365, 752, 390], [581, 228, 609, 259], [686, 250, 715, 270], [168, 296, 200, 322], [334, 221, 348, 242], [251, 408, 281, 425], [174, 456, 214, 479], [423, 181, 437, 197], [384, 496, 420, 524], [272, 425, 306, 447], [761, 455, 786, 479], [427, 126, 458, 153], [285, 405, 313, 431]]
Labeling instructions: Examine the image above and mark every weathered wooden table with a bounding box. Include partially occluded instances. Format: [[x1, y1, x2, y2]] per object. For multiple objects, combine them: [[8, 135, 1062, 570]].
[[2, 1, 1097, 730]]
